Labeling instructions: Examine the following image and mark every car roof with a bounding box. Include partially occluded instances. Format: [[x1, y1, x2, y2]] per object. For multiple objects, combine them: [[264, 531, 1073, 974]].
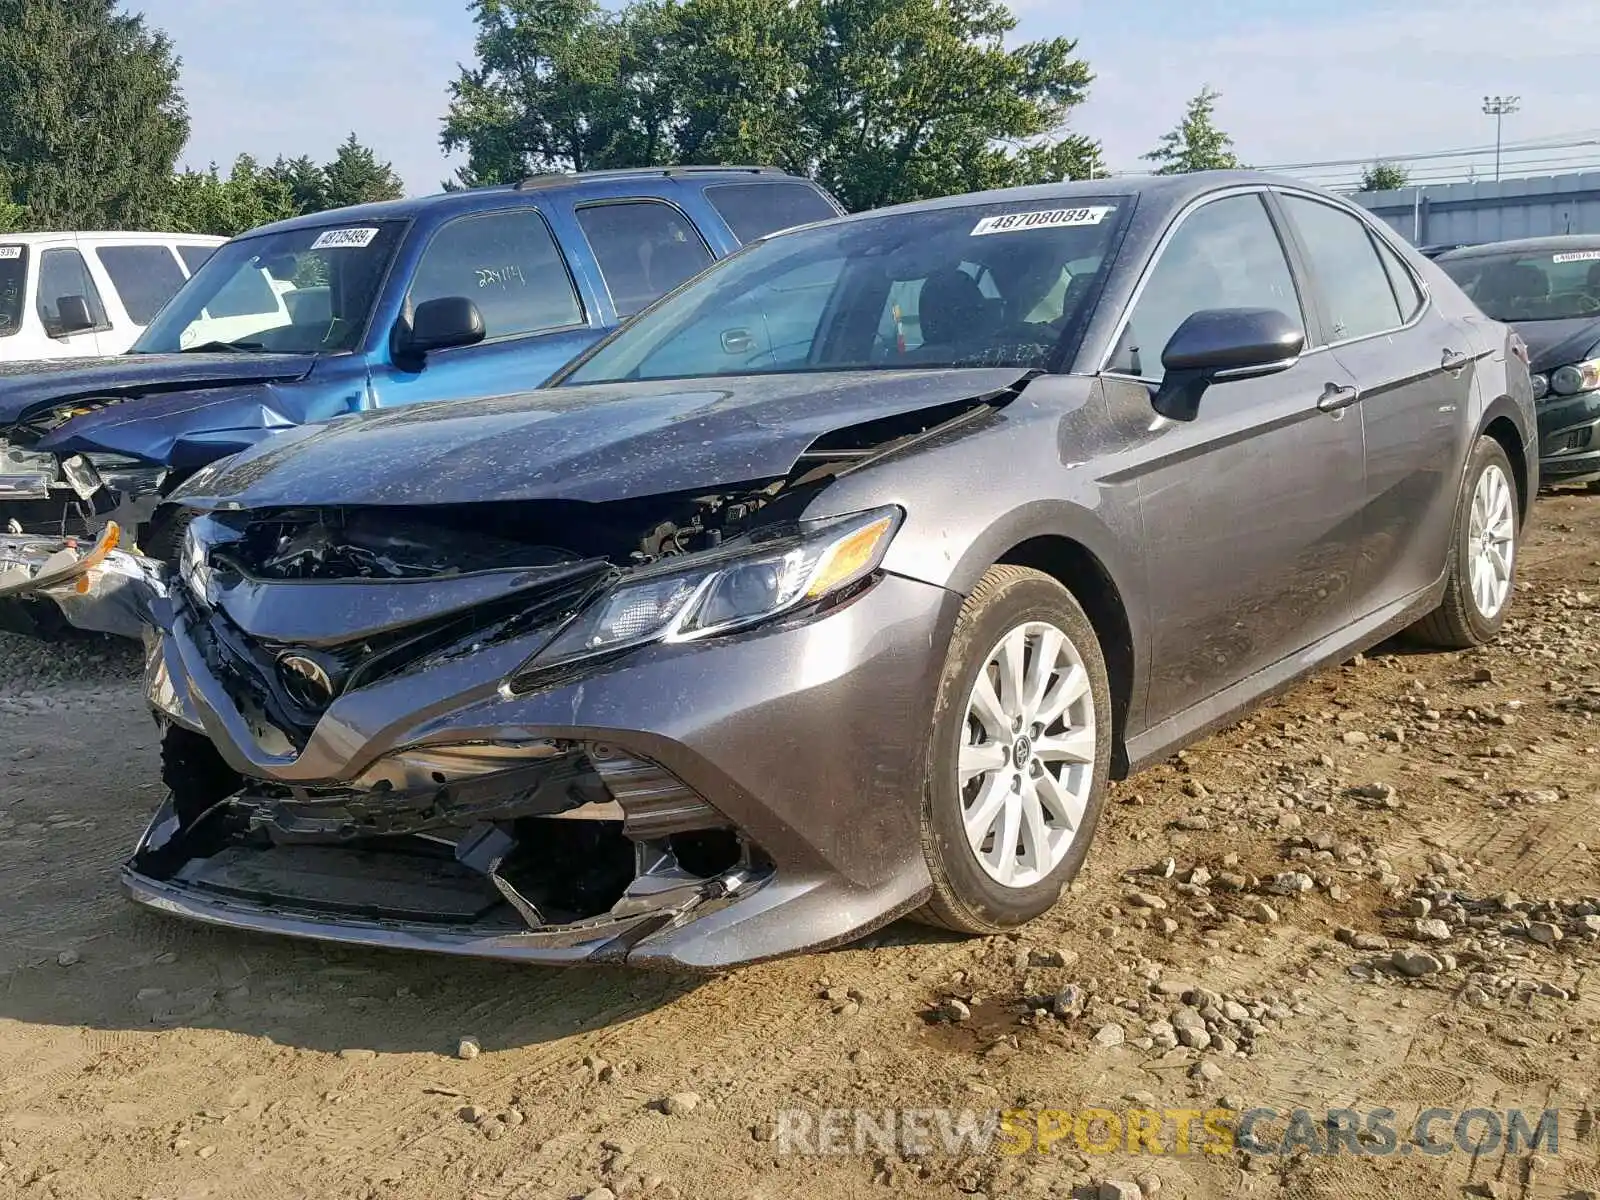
[[1437, 234, 1600, 261], [242, 166, 814, 238], [808, 170, 1332, 227], [0, 231, 226, 244]]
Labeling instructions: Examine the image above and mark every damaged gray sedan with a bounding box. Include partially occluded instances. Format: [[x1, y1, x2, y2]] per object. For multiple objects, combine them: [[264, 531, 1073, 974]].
[[0, 172, 1536, 969]]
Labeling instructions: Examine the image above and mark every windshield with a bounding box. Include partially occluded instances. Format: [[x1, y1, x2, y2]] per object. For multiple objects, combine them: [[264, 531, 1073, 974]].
[[0, 244, 25, 338], [1439, 247, 1600, 321], [561, 198, 1126, 384], [133, 220, 406, 354]]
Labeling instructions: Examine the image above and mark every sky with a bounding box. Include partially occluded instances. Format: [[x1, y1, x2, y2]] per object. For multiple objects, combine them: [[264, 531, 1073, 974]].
[[139, 0, 1600, 197]]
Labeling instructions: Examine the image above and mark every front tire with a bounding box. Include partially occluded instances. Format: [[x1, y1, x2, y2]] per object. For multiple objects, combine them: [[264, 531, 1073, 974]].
[[139, 508, 194, 568], [1409, 436, 1519, 649], [912, 566, 1112, 934]]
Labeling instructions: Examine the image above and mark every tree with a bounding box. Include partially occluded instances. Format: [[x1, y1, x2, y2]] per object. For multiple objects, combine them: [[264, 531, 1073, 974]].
[[1360, 161, 1410, 192], [439, 0, 1104, 208], [0, 0, 189, 228], [441, 0, 647, 185], [1142, 86, 1240, 175], [159, 155, 297, 238], [0, 166, 25, 232], [796, 0, 1102, 210], [321, 133, 406, 208], [265, 155, 330, 214]]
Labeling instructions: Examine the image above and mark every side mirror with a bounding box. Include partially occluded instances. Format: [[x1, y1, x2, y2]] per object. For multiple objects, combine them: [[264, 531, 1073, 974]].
[[401, 296, 486, 361], [54, 295, 96, 337], [1151, 307, 1305, 422]]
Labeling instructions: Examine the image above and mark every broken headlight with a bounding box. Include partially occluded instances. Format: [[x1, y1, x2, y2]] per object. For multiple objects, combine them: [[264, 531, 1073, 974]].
[[527, 506, 902, 671]]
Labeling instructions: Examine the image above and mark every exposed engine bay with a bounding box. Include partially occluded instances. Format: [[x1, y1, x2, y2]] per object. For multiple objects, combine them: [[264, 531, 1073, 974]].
[[222, 483, 791, 582]]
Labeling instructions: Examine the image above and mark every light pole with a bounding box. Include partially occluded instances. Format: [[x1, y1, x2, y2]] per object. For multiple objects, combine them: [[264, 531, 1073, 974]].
[[1482, 95, 1520, 182]]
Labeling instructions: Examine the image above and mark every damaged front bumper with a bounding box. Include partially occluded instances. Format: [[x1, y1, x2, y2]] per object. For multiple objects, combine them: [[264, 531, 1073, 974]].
[[0, 440, 165, 537], [0, 523, 164, 638], [131, 568, 953, 970], [5, 522, 957, 970]]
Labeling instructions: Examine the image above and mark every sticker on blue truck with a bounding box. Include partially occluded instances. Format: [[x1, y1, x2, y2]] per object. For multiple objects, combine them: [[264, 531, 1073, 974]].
[[970, 207, 1115, 237], [0, 246, 21, 260], [1552, 250, 1600, 264], [310, 227, 380, 250]]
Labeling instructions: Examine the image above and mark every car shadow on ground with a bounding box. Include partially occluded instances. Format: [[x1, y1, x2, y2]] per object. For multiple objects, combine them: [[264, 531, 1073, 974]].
[[0, 885, 717, 1055]]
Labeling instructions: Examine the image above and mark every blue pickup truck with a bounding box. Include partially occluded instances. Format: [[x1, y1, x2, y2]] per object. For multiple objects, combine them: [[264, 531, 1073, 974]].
[[0, 166, 842, 551]]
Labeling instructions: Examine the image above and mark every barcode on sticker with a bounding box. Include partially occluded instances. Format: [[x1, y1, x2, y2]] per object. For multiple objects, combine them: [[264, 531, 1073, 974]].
[[0, 246, 21, 260], [310, 227, 380, 250], [1552, 249, 1600, 263], [971, 207, 1114, 236]]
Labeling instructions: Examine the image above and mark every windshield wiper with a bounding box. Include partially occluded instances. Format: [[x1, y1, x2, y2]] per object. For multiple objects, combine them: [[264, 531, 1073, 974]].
[[179, 339, 267, 353]]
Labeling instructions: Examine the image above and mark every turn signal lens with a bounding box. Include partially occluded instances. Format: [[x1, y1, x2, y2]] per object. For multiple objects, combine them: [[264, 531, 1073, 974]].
[[803, 513, 897, 599]]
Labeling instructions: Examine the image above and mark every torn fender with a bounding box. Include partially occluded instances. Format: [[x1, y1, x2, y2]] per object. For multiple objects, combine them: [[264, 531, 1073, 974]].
[[0, 525, 166, 640]]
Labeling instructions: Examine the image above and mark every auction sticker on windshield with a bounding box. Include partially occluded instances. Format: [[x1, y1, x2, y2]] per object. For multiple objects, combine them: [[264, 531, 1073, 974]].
[[310, 227, 380, 250], [1552, 250, 1600, 263], [971, 207, 1115, 237], [0, 247, 21, 260]]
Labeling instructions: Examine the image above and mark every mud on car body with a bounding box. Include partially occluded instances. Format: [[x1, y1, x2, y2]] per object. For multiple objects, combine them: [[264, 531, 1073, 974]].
[[1, 172, 1537, 969]]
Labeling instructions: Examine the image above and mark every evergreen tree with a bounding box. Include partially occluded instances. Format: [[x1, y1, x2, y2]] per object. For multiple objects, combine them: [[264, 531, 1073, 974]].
[[0, 0, 189, 228], [1142, 86, 1240, 175]]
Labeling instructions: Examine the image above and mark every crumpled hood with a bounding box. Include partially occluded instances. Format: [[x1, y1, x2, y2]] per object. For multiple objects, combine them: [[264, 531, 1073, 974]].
[[176, 368, 1030, 510], [1511, 318, 1600, 373], [0, 352, 318, 429]]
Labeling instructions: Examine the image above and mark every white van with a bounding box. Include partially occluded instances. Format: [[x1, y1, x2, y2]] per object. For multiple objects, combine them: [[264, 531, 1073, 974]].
[[0, 231, 228, 362]]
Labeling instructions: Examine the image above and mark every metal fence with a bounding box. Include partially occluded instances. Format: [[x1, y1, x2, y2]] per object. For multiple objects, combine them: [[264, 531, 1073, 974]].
[[1350, 171, 1600, 248]]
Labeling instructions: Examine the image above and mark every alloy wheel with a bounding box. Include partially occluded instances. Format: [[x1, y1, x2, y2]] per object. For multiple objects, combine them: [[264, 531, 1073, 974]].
[[957, 620, 1096, 889], [1467, 463, 1515, 619]]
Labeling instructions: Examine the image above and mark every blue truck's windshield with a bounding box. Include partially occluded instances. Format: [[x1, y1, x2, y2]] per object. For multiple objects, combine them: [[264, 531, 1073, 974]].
[[134, 220, 406, 354]]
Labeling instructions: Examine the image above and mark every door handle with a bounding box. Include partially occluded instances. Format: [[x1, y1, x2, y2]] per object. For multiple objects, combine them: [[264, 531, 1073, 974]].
[[1441, 347, 1471, 372], [1317, 382, 1362, 413]]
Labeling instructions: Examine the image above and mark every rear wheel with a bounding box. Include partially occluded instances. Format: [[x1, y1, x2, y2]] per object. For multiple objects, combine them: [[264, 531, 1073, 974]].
[[1409, 436, 1519, 649], [913, 565, 1112, 934]]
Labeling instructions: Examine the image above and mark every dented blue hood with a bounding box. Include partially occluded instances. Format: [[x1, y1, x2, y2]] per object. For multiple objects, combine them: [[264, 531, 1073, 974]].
[[0, 352, 318, 426], [0, 352, 353, 468]]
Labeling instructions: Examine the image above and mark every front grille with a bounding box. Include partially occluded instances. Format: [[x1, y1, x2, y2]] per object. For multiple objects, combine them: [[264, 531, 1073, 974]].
[[190, 570, 608, 748]]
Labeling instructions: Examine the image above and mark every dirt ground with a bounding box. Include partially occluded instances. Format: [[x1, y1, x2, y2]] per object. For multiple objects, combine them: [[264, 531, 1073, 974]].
[[0, 493, 1597, 1200]]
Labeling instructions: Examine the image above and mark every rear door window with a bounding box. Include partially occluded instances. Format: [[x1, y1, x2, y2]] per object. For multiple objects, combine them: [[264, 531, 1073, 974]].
[[1372, 236, 1424, 321], [410, 209, 584, 339], [576, 201, 714, 317], [178, 244, 218, 275], [1278, 195, 1404, 342], [35, 247, 109, 336], [705, 181, 841, 242], [94, 244, 188, 325], [0, 244, 27, 338]]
